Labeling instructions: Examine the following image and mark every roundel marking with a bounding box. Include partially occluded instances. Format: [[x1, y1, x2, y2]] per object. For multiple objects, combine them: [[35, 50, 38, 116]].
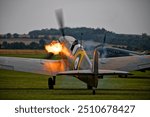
[[74, 56, 80, 70]]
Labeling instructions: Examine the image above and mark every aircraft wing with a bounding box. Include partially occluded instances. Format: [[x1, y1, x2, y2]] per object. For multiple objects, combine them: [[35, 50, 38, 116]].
[[0, 57, 65, 76], [57, 69, 129, 76], [99, 55, 150, 72]]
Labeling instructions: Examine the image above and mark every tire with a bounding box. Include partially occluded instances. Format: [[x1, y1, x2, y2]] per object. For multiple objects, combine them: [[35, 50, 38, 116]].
[[93, 90, 96, 95]]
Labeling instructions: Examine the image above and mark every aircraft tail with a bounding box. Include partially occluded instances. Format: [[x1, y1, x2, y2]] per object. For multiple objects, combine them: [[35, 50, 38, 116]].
[[92, 49, 99, 75]]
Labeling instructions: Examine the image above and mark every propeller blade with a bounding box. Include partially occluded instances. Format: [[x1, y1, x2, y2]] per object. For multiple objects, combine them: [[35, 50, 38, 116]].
[[103, 34, 106, 46], [101, 34, 107, 63], [55, 9, 65, 37]]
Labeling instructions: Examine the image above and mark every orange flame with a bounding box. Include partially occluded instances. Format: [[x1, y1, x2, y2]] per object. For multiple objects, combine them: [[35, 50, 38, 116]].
[[44, 60, 65, 75], [45, 41, 74, 59], [44, 41, 74, 73], [45, 41, 62, 55]]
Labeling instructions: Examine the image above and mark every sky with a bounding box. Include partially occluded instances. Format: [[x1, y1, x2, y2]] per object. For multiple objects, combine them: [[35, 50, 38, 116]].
[[0, 0, 150, 35]]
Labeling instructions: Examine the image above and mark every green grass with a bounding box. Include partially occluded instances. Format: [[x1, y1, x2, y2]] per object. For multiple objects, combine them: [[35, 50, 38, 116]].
[[0, 69, 150, 100]]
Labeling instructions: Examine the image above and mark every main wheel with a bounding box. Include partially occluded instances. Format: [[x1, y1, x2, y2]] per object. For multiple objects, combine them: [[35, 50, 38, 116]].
[[48, 78, 54, 89], [92, 90, 96, 95], [92, 87, 96, 95]]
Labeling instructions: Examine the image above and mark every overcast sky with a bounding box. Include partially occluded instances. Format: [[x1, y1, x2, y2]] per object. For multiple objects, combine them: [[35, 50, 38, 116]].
[[0, 0, 150, 34]]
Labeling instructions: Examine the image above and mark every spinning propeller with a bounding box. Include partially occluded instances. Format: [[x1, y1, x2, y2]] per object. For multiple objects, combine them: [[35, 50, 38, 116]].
[[100, 34, 107, 63], [94, 34, 107, 64], [55, 9, 65, 38], [45, 9, 65, 59]]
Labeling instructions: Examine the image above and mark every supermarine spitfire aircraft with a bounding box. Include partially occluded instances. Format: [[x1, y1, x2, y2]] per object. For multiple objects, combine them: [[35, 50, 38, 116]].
[[0, 10, 150, 94]]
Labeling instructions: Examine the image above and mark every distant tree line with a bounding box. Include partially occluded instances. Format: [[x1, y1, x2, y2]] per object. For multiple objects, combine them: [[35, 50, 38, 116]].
[[0, 33, 21, 39], [1, 39, 46, 49], [1, 27, 150, 51], [28, 27, 150, 51]]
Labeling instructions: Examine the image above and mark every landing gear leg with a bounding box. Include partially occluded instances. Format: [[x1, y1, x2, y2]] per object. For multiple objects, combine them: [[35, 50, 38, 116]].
[[92, 87, 96, 95], [48, 76, 56, 89]]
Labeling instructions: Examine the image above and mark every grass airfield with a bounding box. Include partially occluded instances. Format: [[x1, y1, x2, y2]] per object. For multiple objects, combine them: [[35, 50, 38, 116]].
[[0, 50, 150, 100], [0, 70, 150, 100]]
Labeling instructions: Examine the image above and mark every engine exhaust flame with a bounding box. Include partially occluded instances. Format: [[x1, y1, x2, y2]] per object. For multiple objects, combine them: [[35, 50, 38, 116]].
[[44, 41, 72, 74], [45, 41, 73, 59], [45, 41, 62, 55], [44, 60, 65, 75]]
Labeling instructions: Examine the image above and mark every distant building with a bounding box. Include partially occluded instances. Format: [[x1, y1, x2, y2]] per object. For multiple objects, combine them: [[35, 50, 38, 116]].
[[19, 34, 30, 38], [38, 35, 45, 39]]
